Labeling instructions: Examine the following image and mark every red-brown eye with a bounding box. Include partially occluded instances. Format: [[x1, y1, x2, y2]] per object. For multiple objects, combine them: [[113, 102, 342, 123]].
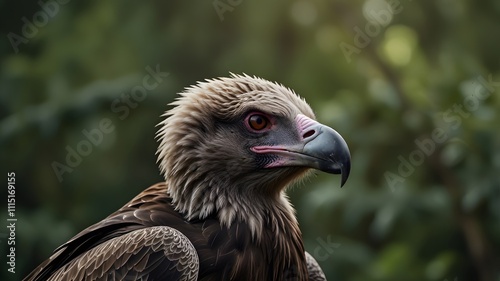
[[248, 114, 269, 131]]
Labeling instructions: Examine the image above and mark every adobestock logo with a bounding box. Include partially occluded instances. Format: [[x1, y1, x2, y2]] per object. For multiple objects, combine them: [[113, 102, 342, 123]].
[[313, 235, 341, 262], [385, 75, 499, 192], [51, 119, 115, 182], [51, 65, 169, 182], [339, 0, 411, 63], [213, 0, 243, 21], [7, 0, 71, 53]]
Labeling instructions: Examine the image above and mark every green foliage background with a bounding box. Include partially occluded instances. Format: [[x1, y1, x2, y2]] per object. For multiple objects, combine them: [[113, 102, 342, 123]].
[[1, 0, 499, 280]]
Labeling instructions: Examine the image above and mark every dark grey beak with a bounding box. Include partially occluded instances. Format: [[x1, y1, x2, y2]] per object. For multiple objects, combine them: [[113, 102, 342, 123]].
[[301, 124, 351, 187], [251, 114, 351, 187]]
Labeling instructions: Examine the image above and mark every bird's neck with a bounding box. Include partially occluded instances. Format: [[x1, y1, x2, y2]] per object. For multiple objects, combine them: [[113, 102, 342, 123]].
[[225, 192, 307, 280], [167, 179, 298, 239], [167, 181, 308, 279], [221, 191, 300, 239], [217, 191, 308, 280]]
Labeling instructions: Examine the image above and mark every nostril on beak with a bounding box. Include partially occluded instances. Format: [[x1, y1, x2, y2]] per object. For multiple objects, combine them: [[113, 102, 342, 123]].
[[303, 129, 315, 139]]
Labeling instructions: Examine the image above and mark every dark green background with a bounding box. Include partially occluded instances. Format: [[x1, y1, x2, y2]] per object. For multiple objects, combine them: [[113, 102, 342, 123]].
[[1, 0, 499, 280]]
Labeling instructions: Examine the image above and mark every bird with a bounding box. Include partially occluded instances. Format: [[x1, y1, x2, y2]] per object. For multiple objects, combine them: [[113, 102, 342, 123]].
[[25, 74, 351, 281]]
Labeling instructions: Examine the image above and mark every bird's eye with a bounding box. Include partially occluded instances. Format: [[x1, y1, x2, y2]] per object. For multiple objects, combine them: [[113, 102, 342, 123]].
[[248, 114, 269, 131]]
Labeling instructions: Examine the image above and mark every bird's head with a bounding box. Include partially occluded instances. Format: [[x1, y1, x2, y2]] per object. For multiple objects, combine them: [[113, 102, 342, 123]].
[[156, 74, 350, 231]]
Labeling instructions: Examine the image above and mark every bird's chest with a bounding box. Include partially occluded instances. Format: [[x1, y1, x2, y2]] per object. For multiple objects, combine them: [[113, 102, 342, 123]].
[[192, 221, 308, 281]]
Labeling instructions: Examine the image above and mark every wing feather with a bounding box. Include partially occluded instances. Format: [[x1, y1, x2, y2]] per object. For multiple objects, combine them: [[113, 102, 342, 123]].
[[305, 251, 327, 281], [46, 226, 198, 281]]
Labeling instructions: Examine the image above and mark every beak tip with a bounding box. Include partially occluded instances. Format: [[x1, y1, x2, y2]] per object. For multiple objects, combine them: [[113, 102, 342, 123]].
[[339, 159, 351, 187], [340, 168, 350, 188]]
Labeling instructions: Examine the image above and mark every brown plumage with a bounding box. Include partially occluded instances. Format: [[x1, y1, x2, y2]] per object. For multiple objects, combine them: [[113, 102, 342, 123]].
[[25, 74, 351, 280]]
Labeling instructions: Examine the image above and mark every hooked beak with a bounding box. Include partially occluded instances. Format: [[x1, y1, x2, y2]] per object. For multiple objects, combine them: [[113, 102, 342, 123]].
[[251, 114, 351, 187]]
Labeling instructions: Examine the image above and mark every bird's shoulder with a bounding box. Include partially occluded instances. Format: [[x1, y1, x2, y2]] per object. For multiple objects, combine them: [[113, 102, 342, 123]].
[[25, 183, 207, 280]]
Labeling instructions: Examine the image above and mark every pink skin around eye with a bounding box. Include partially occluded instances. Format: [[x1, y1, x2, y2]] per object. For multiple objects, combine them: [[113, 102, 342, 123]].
[[244, 111, 275, 133], [250, 114, 321, 168]]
